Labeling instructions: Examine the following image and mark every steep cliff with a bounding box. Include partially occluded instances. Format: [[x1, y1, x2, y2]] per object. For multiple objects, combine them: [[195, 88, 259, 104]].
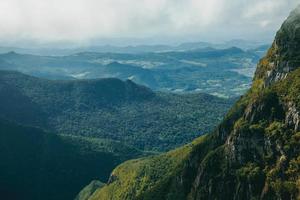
[[84, 6, 300, 200]]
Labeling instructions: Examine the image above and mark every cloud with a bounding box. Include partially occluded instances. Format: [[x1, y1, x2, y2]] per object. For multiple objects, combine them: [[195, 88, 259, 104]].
[[243, 0, 285, 18], [0, 0, 298, 45]]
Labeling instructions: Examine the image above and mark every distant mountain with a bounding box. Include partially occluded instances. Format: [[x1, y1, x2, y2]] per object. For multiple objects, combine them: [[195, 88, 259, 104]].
[[0, 69, 234, 199], [247, 44, 271, 58], [222, 39, 268, 50], [84, 6, 300, 200], [0, 70, 233, 151], [159, 47, 245, 59], [174, 42, 213, 51], [0, 40, 268, 56], [0, 46, 266, 97], [0, 119, 143, 200]]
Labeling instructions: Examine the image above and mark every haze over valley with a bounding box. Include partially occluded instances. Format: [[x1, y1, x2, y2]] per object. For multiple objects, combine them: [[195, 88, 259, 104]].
[[0, 1, 299, 200], [0, 42, 268, 98]]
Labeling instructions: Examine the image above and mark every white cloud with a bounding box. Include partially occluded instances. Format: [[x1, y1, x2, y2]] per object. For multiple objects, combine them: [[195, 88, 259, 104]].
[[243, 0, 285, 18], [259, 20, 271, 28], [0, 0, 298, 45]]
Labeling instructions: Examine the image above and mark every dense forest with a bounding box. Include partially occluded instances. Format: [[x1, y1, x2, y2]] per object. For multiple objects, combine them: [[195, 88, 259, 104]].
[[85, 6, 300, 200], [0, 45, 266, 97], [0, 119, 144, 200], [1, 0, 299, 200], [0, 70, 234, 200], [0, 70, 233, 151]]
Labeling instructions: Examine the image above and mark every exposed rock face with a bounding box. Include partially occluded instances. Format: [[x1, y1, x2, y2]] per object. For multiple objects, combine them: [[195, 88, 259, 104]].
[[189, 6, 300, 199], [190, 7, 300, 198], [285, 102, 300, 131], [251, 5, 300, 133], [84, 6, 300, 200], [255, 6, 300, 87]]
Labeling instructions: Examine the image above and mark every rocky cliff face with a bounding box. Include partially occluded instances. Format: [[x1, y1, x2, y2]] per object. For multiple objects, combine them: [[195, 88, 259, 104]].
[[255, 6, 300, 87], [252, 5, 300, 134], [189, 6, 300, 199], [81, 6, 300, 200]]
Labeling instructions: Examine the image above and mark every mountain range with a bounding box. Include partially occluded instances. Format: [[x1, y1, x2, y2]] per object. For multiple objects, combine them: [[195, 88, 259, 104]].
[[81, 6, 300, 200], [0, 45, 268, 98], [0, 70, 233, 151], [1, 5, 298, 200], [0, 69, 233, 200], [0, 40, 267, 56]]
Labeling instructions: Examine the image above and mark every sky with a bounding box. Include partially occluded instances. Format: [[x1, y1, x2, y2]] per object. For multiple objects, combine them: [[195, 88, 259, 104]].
[[0, 0, 299, 47]]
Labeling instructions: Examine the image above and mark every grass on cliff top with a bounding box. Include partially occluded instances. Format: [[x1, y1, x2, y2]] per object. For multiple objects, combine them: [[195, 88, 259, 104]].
[[89, 67, 300, 200], [89, 135, 210, 200], [274, 67, 300, 109]]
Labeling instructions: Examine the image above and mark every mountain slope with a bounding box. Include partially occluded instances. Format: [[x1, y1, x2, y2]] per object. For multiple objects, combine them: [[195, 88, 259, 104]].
[[75, 180, 105, 200], [0, 71, 233, 151], [0, 119, 143, 200], [88, 6, 300, 200], [0, 45, 263, 97]]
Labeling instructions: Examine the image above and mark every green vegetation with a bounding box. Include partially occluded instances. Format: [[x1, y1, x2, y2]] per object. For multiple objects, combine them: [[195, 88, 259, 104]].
[[89, 57, 300, 200], [5, 5, 300, 200], [0, 70, 233, 199], [86, 7, 300, 200], [275, 68, 300, 108], [75, 180, 105, 200], [89, 135, 210, 200], [0, 71, 233, 151], [0, 45, 265, 97], [0, 119, 143, 200]]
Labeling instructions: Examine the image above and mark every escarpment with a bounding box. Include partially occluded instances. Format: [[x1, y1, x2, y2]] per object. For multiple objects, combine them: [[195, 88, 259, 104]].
[[189, 6, 300, 199], [255, 6, 300, 87], [80, 6, 300, 200]]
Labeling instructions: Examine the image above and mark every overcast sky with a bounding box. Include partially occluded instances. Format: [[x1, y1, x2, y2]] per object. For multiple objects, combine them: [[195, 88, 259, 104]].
[[0, 0, 299, 46]]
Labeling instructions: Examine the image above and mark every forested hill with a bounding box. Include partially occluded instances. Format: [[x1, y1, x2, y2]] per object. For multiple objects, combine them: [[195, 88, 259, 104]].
[[0, 44, 266, 98], [0, 119, 143, 200], [0, 70, 233, 151], [87, 6, 300, 200]]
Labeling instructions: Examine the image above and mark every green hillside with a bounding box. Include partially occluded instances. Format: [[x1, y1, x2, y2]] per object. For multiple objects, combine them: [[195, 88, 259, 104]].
[[0, 45, 264, 97], [0, 71, 233, 151], [87, 6, 300, 200], [75, 180, 105, 200], [0, 119, 143, 200]]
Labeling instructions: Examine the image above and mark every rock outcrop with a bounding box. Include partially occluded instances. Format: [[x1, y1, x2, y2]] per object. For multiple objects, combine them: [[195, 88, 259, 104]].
[[81, 6, 300, 200]]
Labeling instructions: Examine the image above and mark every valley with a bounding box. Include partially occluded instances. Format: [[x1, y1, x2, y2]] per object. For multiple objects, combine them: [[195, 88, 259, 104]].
[[0, 119, 144, 200], [1, 2, 298, 200], [0, 44, 267, 98], [0, 69, 232, 200], [0, 70, 233, 151], [82, 6, 300, 200]]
